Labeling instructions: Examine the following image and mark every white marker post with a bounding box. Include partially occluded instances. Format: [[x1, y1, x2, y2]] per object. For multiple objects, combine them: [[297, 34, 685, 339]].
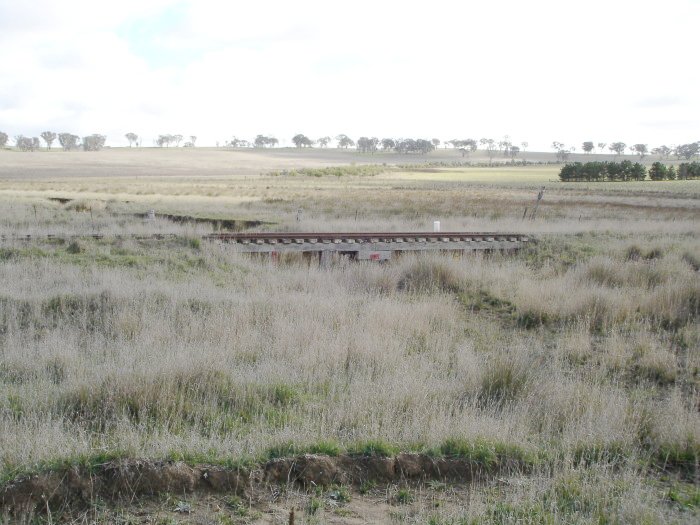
[[433, 221, 441, 232]]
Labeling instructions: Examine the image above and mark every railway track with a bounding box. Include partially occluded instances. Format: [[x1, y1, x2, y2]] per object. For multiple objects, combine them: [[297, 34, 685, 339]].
[[1, 231, 531, 262]]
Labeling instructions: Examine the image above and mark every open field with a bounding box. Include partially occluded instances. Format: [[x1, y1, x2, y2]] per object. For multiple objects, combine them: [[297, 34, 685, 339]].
[[0, 148, 698, 523]]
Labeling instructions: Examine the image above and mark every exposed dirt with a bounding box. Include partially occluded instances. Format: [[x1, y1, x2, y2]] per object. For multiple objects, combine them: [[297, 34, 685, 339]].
[[1, 453, 525, 517]]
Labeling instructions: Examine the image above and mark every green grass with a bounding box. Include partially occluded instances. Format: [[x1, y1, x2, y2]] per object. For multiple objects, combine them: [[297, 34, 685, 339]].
[[395, 488, 413, 505], [436, 439, 538, 469], [307, 440, 342, 456], [666, 482, 700, 510], [348, 440, 399, 457], [269, 165, 389, 177], [388, 166, 558, 184]]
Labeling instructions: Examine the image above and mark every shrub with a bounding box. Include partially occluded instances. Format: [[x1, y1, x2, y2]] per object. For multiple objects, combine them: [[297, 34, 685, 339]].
[[66, 241, 83, 254]]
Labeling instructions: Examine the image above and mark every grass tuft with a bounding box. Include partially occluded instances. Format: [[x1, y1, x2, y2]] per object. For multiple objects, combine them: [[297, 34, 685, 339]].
[[66, 240, 83, 254], [349, 440, 399, 457]]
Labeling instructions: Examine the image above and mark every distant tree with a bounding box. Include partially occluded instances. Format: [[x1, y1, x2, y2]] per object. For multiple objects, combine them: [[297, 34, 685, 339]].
[[58, 133, 80, 151], [597, 142, 606, 153], [381, 138, 395, 151], [172, 134, 183, 147], [335, 134, 354, 149], [189, 136, 197, 147], [357, 136, 379, 153], [292, 134, 313, 148], [520, 141, 528, 152], [41, 131, 56, 150], [552, 141, 571, 162], [431, 138, 440, 149], [452, 139, 477, 157], [416, 139, 434, 154], [651, 145, 671, 159], [631, 144, 648, 159], [508, 145, 520, 161], [317, 136, 331, 148], [125, 133, 138, 147], [609, 142, 626, 157], [14, 135, 28, 151], [394, 138, 434, 154], [231, 137, 251, 147], [499, 136, 512, 157], [0, 131, 8, 148], [582, 141, 594, 154], [480, 138, 497, 163], [156, 134, 178, 147], [15, 136, 40, 152], [82, 134, 106, 151], [674, 142, 700, 160]]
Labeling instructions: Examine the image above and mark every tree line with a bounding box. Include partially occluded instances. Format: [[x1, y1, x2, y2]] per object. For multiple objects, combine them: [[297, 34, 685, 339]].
[[559, 161, 700, 182], [0, 131, 107, 151], [2, 129, 698, 161], [0, 131, 197, 151], [560, 141, 699, 161]]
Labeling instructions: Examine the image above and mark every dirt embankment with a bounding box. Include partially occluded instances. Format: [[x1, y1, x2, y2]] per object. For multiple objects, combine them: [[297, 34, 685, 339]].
[[1, 453, 526, 515]]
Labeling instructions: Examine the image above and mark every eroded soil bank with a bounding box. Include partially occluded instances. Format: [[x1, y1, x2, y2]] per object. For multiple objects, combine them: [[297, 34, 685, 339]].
[[1, 453, 524, 516]]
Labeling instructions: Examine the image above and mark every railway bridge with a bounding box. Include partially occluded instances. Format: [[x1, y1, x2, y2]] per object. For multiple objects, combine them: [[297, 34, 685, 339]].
[[204, 231, 531, 263]]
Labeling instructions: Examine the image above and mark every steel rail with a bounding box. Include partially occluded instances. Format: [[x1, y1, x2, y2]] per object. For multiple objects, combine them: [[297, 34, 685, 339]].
[[204, 231, 529, 241]]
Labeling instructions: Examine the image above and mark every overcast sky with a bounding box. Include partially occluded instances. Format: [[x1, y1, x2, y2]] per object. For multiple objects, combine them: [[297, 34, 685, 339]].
[[0, 0, 698, 149]]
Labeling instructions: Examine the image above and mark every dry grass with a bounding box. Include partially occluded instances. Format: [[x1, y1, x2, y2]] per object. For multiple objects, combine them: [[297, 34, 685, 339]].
[[0, 149, 698, 522]]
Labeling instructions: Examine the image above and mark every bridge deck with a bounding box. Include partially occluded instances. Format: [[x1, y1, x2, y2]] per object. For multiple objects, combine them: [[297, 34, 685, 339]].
[[204, 231, 530, 257]]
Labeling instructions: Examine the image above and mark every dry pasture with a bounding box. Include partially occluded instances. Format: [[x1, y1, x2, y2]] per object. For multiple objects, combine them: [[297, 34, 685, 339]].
[[0, 148, 698, 524]]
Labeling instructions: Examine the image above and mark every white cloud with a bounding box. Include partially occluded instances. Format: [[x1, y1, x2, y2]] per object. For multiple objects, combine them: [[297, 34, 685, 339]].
[[0, 0, 697, 149]]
